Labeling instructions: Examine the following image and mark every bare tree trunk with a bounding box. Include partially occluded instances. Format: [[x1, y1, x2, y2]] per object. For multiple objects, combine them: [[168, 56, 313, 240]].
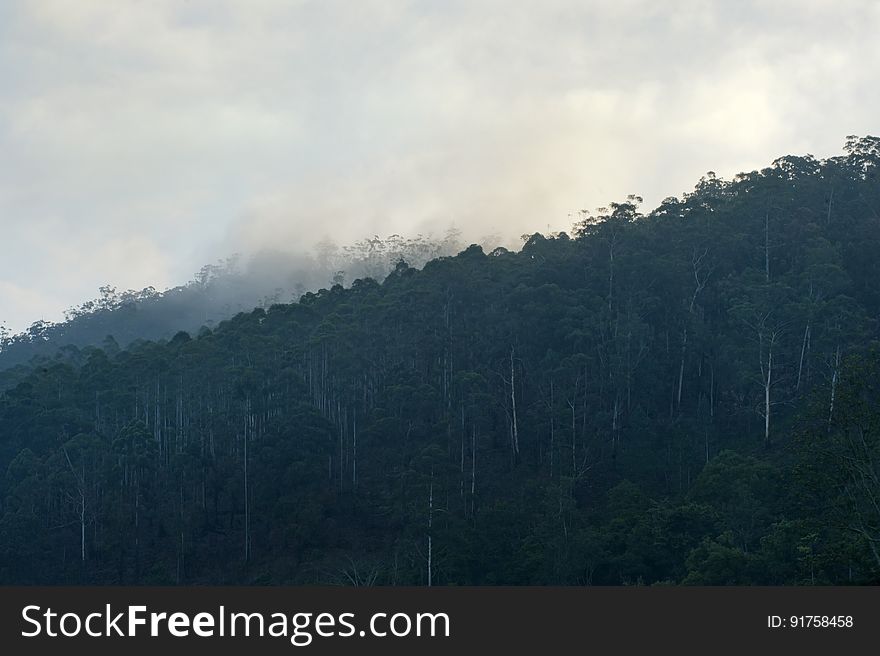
[[338, 402, 344, 491], [177, 483, 184, 584], [568, 399, 576, 476], [509, 346, 519, 456], [459, 406, 465, 500], [80, 500, 86, 563], [470, 426, 476, 517], [689, 247, 710, 313], [796, 322, 811, 392], [352, 412, 358, 489], [829, 344, 841, 427], [427, 471, 433, 587], [677, 327, 687, 408], [612, 394, 620, 453], [62, 447, 87, 563], [762, 335, 774, 447], [709, 360, 715, 419], [244, 402, 250, 563], [608, 238, 614, 311], [549, 379, 555, 478], [826, 186, 834, 225]]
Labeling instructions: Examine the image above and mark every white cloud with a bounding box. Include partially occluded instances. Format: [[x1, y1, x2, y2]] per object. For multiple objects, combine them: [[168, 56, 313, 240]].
[[1, 0, 878, 332]]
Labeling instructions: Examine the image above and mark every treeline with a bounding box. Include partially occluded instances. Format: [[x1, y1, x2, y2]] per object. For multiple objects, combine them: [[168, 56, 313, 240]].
[[0, 230, 464, 378], [1, 136, 879, 585]]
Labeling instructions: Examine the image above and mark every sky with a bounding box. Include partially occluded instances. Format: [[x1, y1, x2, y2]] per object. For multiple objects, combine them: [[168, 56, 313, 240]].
[[1, 0, 878, 333]]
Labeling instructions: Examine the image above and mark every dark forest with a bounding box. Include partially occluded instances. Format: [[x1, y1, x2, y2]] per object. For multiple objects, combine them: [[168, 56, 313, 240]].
[[2, 136, 880, 585]]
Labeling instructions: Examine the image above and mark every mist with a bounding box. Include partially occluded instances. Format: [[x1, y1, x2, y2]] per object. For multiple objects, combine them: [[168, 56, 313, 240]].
[[2, 1, 880, 332]]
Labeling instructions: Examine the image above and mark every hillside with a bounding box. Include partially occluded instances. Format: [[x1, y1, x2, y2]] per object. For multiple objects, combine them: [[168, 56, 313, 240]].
[[1, 136, 879, 585], [0, 231, 463, 379]]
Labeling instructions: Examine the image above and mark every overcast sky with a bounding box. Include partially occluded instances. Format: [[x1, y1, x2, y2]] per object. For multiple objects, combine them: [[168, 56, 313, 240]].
[[1, 0, 878, 333]]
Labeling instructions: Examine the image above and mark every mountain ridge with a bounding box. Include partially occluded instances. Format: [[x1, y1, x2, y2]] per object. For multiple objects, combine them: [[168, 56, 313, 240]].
[[1, 136, 879, 585]]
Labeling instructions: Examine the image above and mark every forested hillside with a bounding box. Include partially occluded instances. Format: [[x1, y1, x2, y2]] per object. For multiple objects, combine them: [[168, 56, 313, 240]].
[[0, 231, 463, 378], [1, 136, 879, 585]]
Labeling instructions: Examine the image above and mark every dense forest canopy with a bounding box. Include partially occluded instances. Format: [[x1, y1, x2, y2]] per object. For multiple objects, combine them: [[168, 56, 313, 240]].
[[1, 136, 879, 585], [0, 229, 465, 378]]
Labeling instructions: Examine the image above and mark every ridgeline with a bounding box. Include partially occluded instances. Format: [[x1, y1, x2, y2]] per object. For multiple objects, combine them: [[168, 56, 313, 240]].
[[2, 136, 879, 585]]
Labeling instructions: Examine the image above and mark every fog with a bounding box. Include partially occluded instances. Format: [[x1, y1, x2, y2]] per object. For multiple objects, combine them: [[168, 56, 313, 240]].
[[2, 0, 879, 333]]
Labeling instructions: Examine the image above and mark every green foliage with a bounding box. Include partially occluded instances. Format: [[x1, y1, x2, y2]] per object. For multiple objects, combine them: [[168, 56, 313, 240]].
[[1, 137, 880, 584]]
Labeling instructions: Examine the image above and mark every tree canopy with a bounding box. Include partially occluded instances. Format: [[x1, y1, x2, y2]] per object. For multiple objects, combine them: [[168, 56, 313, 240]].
[[1, 137, 879, 585]]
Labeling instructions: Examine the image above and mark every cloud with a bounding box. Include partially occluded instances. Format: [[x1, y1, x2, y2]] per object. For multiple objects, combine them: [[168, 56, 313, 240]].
[[0, 280, 62, 332], [1, 0, 879, 332]]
